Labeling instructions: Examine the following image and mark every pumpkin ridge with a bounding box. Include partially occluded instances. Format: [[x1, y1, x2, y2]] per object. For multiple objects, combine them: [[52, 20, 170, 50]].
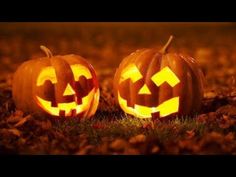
[[113, 37, 204, 119], [62, 56, 99, 117], [180, 55, 203, 113], [63, 55, 99, 90], [129, 49, 151, 108], [53, 57, 74, 107], [166, 53, 187, 115], [85, 89, 100, 119], [186, 68, 194, 114], [144, 50, 162, 109], [158, 53, 173, 108], [166, 54, 174, 111], [13, 47, 99, 118], [34, 58, 54, 112]]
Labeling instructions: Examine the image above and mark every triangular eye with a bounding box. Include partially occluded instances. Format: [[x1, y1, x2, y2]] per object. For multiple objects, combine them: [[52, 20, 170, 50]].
[[138, 84, 151, 94], [151, 67, 180, 87], [120, 64, 143, 83], [63, 83, 75, 96]]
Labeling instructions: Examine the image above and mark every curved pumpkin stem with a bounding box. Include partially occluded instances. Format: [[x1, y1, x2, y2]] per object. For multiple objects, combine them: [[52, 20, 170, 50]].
[[40, 45, 53, 58], [160, 35, 174, 54]]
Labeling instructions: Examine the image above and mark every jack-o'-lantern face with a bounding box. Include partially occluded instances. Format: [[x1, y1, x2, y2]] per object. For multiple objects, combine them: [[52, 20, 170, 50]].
[[35, 64, 98, 117], [12, 46, 100, 119], [117, 64, 180, 119]]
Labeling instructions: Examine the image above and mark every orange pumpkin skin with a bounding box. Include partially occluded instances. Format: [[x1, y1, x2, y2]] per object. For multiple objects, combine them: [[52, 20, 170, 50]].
[[113, 36, 205, 119], [13, 46, 100, 119]]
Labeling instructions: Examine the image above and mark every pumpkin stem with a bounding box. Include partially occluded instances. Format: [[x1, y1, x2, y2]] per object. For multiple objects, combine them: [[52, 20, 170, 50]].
[[160, 35, 174, 54], [40, 45, 53, 58]]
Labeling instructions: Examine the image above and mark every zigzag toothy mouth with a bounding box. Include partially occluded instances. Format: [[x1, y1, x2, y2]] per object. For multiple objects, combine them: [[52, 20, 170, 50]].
[[118, 92, 179, 119], [36, 88, 96, 117]]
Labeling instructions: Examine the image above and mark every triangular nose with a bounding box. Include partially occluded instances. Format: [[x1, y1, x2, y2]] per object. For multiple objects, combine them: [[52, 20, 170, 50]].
[[63, 83, 75, 96], [138, 84, 151, 94]]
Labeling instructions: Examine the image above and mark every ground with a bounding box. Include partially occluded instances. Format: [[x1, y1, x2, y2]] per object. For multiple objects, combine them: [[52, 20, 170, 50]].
[[1, 22, 236, 154]]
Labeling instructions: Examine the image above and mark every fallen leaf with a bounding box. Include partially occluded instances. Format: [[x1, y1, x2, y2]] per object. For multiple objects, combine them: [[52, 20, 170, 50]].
[[124, 147, 140, 155], [39, 136, 49, 143], [7, 115, 22, 123], [225, 132, 234, 142], [151, 146, 160, 154], [129, 134, 146, 144], [14, 115, 32, 128], [79, 139, 88, 148], [186, 130, 195, 139], [41, 120, 52, 130], [216, 105, 236, 117], [219, 115, 236, 129], [204, 91, 217, 99], [196, 114, 208, 123], [0, 128, 21, 137], [205, 132, 224, 143], [8, 128, 21, 137], [96, 142, 109, 154], [14, 110, 24, 117], [76, 145, 95, 155], [110, 139, 128, 151]]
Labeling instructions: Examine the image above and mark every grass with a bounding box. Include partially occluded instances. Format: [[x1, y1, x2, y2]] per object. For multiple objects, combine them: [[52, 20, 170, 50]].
[[52, 113, 207, 145], [1, 23, 236, 154]]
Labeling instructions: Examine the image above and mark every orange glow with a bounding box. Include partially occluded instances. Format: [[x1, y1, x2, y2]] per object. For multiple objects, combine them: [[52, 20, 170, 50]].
[[118, 92, 179, 118], [151, 67, 180, 87], [157, 97, 179, 117], [63, 83, 76, 96], [35, 64, 98, 117], [37, 67, 57, 86], [138, 84, 151, 94], [36, 88, 98, 116], [119, 64, 143, 83], [118, 66, 181, 118], [86, 89, 100, 118], [70, 64, 92, 81]]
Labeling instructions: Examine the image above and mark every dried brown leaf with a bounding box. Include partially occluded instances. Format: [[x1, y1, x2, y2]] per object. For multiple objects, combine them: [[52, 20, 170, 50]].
[[151, 146, 160, 154], [76, 145, 95, 155], [8, 128, 21, 137], [110, 139, 128, 151], [186, 130, 195, 139], [124, 148, 140, 155], [41, 120, 52, 130], [7, 115, 22, 124], [14, 115, 32, 128], [0, 128, 21, 137], [129, 134, 146, 144]]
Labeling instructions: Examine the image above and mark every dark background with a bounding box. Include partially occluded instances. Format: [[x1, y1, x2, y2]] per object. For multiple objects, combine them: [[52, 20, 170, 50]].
[[1, 22, 236, 87]]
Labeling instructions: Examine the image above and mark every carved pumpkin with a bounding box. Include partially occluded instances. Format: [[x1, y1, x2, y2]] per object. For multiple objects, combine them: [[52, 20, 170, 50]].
[[114, 36, 205, 119], [13, 46, 100, 118]]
